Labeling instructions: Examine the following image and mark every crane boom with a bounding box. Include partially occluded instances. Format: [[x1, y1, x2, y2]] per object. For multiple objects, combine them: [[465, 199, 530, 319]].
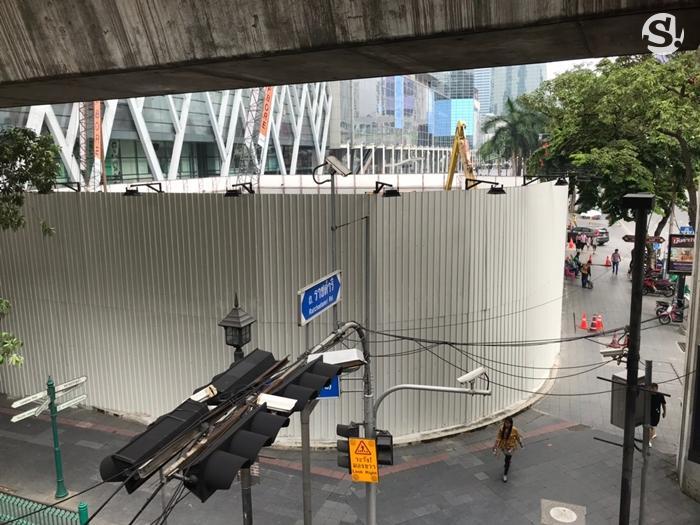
[[444, 121, 476, 190]]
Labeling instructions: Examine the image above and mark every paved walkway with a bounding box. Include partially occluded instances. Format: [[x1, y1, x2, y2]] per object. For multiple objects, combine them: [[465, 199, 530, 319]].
[[1, 395, 699, 524]]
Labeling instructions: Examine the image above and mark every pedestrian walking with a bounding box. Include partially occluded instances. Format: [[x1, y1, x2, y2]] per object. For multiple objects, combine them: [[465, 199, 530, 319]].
[[572, 252, 581, 276], [591, 235, 598, 252], [611, 249, 621, 275], [586, 234, 592, 251], [581, 233, 588, 251], [576, 233, 584, 251], [649, 383, 666, 446], [581, 261, 591, 288], [492, 416, 523, 482]]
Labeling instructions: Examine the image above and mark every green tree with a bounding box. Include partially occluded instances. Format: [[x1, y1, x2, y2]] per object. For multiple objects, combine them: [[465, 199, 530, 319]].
[[526, 53, 700, 230], [0, 127, 60, 366], [480, 98, 545, 180]]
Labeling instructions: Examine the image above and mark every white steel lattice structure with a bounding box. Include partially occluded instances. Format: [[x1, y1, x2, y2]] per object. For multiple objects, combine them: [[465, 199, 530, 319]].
[[24, 83, 334, 191]]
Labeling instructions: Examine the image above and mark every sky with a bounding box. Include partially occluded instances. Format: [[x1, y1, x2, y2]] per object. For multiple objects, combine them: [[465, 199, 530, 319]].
[[546, 58, 600, 80]]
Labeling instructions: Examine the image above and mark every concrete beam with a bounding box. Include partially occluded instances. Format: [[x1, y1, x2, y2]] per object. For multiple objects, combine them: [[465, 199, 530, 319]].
[[0, 0, 699, 107]]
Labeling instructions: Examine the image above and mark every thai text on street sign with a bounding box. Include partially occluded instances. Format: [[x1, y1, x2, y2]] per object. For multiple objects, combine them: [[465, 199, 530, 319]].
[[668, 234, 695, 275], [349, 437, 378, 483], [622, 235, 665, 243], [298, 271, 342, 326]]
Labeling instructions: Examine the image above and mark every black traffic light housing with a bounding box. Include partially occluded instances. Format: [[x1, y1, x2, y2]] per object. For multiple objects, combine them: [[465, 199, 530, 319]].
[[376, 429, 394, 466], [100, 350, 282, 493], [99, 399, 209, 492], [272, 360, 342, 412], [336, 423, 361, 471], [183, 405, 288, 502]]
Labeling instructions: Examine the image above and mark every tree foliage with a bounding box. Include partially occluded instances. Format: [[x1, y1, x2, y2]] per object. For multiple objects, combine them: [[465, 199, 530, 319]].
[[524, 53, 700, 230], [480, 98, 545, 178], [0, 127, 59, 230], [0, 127, 60, 366], [0, 299, 23, 366]]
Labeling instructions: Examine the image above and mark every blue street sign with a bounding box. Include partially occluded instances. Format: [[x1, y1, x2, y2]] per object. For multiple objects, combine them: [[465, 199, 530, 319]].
[[318, 376, 341, 398], [680, 225, 695, 235], [298, 271, 342, 326]]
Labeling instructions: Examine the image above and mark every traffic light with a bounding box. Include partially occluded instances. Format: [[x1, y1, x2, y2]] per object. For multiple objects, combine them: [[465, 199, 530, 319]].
[[100, 350, 280, 492], [183, 405, 288, 502], [99, 398, 209, 492], [194, 349, 277, 405], [336, 423, 360, 471], [271, 360, 343, 412], [376, 429, 394, 466]]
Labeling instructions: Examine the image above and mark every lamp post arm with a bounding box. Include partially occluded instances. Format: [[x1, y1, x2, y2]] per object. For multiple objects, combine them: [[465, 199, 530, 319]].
[[374, 384, 491, 419]]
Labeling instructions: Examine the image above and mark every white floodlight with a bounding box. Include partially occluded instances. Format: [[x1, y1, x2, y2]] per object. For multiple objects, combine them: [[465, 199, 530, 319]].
[[257, 393, 297, 413], [307, 348, 366, 371], [457, 367, 486, 386], [325, 155, 353, 177]]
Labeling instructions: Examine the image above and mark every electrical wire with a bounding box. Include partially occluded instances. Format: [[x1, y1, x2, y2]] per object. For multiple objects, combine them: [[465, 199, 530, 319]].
[[361, 312, 666, 350], [412, 340, 614, 397], [149, 483, 188, 525], [373, 263, 614, 334], [444, 341, 614, 381], [415, 339, 612, 382], [126, 481, 166, 525]]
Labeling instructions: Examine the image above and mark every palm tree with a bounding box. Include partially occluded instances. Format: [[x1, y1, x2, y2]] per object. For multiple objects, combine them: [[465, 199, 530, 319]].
[[480, 98, 544, 183]]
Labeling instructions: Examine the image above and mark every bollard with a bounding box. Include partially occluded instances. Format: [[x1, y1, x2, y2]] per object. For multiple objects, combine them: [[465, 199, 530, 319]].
[[78, 502, 89, 525]]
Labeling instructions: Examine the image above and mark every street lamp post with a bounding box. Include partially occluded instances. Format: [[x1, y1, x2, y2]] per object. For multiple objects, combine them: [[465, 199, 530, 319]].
[[219, 294, 256, 363], [218, 296, 256, 525]]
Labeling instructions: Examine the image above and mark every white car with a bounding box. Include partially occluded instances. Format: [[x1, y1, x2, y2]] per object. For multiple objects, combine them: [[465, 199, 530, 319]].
[[580, 209, 603, 220]]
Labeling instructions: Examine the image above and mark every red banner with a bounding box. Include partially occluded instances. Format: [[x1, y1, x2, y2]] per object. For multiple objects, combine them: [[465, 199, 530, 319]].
[[93, 101, 102, 162], [257, 87, 273, 146]]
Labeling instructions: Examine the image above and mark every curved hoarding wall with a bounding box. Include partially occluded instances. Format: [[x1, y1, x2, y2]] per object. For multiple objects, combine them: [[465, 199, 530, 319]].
[[0, 184, 566, 444]]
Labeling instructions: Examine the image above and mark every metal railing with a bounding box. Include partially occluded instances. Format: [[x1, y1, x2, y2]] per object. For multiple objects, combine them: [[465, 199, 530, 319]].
[[0, 493, 87, 525]]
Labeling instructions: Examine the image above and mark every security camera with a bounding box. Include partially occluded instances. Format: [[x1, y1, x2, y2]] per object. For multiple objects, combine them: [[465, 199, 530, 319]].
[[325, 155, 353, 177], [600, 348, 626, 359], [457, 367, 486, 385]]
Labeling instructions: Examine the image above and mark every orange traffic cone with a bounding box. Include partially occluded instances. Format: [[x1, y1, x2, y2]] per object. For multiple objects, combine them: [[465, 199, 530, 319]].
[[588, 314, 598, 332], [605, 256, 612, 267], [568, 239, 575, 250], [597, 313, 605, 331], [580, 312, 588, 330]]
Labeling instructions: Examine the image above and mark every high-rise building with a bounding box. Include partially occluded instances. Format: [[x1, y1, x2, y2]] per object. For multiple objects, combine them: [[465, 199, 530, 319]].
[[490, 63, 546, 116]]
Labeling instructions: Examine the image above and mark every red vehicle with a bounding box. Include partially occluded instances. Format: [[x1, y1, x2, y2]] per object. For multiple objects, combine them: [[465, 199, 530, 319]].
[[642, 277, 675, 297]]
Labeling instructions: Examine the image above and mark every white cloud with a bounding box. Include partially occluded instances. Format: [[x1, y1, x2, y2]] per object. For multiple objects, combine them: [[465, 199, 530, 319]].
[[546, 59, 600, 80]]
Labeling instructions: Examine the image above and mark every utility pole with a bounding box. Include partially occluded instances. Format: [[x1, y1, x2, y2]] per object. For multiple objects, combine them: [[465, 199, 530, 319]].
[[639, 360, 652, 525], [233, 325, 253, 525], [619, 193, 654, 525], [330, 173, 339, 328]]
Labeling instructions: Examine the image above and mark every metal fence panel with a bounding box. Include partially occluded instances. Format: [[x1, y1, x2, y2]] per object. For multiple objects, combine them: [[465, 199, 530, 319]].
[[0, 186, 566, 442]]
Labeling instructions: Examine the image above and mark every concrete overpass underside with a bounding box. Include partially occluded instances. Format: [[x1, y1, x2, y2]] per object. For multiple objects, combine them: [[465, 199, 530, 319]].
[[0, 0, 699, 107]]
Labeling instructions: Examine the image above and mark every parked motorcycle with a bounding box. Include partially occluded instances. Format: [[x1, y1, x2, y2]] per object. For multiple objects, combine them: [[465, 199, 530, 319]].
[[655, 300, 683, 325], [642, 277, 675, 297]]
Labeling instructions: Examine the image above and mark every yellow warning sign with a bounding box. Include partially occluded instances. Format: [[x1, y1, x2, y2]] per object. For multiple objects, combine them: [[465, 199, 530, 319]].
[[349, 438, 378, 483]]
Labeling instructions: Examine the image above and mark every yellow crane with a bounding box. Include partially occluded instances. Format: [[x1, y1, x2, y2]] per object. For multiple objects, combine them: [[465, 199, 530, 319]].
[[444, 121, 476, 191]]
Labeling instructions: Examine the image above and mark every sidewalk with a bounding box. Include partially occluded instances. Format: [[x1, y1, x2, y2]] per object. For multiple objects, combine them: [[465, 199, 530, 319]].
[[539, 215, 688, 457], [1, 396, 699, 524]]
